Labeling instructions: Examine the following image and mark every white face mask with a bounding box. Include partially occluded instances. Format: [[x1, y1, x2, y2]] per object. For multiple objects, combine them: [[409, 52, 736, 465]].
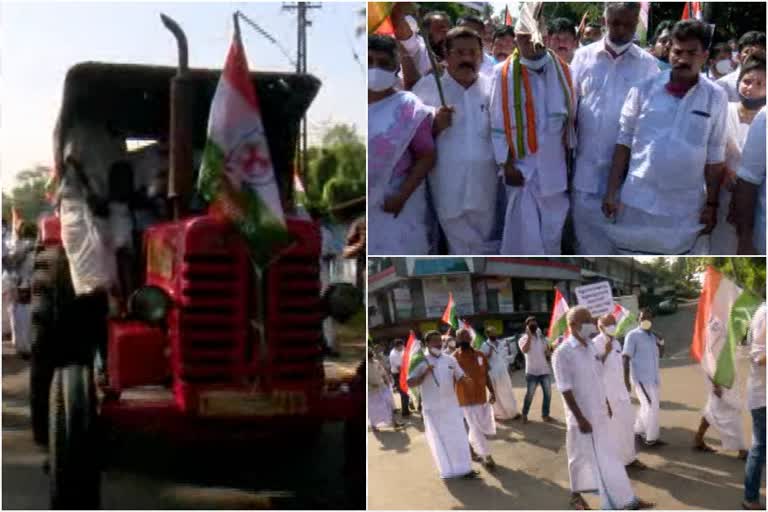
[[579, 323, 597, 339], [605, 37, 632, 55], [602, 325, 617, 336], [368, 68, 397, 92], [520, 53, 549, 71], [715, 59, 734, 75], [429, 347, 442, 357], [448, 340, 456, 348], [640, 320, 652, 331]]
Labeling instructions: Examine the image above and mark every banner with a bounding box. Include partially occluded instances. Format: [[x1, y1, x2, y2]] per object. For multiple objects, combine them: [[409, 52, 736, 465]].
[[575, 281, 614, 317]]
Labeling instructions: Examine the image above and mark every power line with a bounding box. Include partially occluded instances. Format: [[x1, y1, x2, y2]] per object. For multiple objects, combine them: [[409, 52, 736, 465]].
[[236, 10, 297, 68]]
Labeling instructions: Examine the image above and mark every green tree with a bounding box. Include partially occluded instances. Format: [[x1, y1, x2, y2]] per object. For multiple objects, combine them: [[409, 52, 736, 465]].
[[2, 166, 52, 225], [687, 257, 766, 298]]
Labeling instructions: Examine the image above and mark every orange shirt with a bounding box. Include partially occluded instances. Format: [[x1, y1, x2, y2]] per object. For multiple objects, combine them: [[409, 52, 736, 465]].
[[454, 348, 490, 406]]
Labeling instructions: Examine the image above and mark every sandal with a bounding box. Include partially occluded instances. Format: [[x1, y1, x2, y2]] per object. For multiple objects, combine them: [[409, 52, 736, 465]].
[[570, 494, 591, 510], [627, 459, 648, 470], [742, 501, 764, 510], [693, 443, 716, 453]]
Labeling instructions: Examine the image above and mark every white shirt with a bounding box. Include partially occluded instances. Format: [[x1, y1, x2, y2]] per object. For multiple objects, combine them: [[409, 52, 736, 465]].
[[518, 331, 551, 376], [400, 32, 433, 76], [412, 72, 496, 221], [736, 108, 767, 254], [592, 333, 630, 403], [747, 303, 766, 411], [552, 335, 609, 428], [716, 68, 740, 102], [725, 102, 752, 172], [412, 353, 465, 413], [389, 348, 404, 374], [480, 338, 510, 378], [571, 39, 659, 196], [617, 71, 728, 218]]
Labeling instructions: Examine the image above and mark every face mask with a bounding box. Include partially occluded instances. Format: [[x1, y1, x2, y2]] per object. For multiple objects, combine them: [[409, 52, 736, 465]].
[[368, 68, 397, 92], [715, 59, 734, 75], [640, 320, 652, 331], [429, 347, 442, 357], [606, 38, 632, 55], [739, 92, 767, 110], [528, 323, 538, 332], [579, 323, 597, 339], [520, 53, 549, 71], [603, 325, 617, 336], [448, 340, 456, 348]]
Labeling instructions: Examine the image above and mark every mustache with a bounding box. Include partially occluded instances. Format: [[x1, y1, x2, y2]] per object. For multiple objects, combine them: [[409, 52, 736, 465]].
[[673, 64, 691, 70], [459, 62, 476, 70]]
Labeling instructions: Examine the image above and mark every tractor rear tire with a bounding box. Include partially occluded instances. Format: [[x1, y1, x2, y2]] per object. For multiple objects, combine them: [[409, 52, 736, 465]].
[[49, 365, 101, 510], [30, 245, 74, 446]]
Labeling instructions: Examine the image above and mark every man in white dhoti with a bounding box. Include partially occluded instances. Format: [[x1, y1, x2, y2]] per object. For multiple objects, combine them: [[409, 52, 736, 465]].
[[408, 331, 480, 480], [368, 35, 437, 255], [368, 350, 402, 432], [412, 27, 498, 254], [7, 224, 36, 358], [570, 2, 659, 255], [622, 308, 666, 447], [481, 326, 521, 420], [594, 314, 647, 469], [693, 380, 748, 458], [553, 306, 653, 510], [454, 328, 497, 469], [603, 19, 728, 254], [489, 6, 576, 255]]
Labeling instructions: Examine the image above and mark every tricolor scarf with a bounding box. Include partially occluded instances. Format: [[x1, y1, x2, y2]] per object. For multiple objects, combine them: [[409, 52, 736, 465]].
[[497, 49, 576, 160]]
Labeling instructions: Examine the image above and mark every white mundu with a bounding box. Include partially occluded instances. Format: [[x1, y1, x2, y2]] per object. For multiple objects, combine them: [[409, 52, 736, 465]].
[[569, 38, 659, 255], [702, 379, 747, 452], [605, 70, 728, 255], [412, 72, 498, 255], [593, 333, 636, 465], [553, 336, 638, 509], [489, 52, 574, 255], [411, 353, 473, 479], [480, 338, 519, 419]]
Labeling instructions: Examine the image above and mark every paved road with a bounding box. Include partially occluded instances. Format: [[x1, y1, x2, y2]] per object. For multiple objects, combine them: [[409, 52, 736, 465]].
[[368, 301, 766, 510], [2, 330, 365, 510]]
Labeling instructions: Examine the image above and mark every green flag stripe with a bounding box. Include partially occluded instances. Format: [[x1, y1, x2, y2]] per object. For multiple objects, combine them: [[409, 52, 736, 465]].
[[714, 291, 762, 388], [549, 314, 568, 343]]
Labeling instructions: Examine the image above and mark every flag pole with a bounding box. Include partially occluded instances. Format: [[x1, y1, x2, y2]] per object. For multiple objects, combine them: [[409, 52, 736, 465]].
[[419, 19, 447, 107]]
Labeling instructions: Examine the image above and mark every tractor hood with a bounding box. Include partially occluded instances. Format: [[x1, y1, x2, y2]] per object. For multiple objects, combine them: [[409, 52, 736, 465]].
[[54, 62, 320, 191]]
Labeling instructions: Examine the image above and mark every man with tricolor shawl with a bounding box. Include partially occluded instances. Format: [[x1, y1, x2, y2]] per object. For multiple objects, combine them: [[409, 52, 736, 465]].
[[408, 330, 479, 480], [690, 267, 760, 459], [481, 325, 521, 420], [368, 34, 437, 254], [602, 19, 728, 254], [622, 308, 666, 447], [412, 26, 499, 254], [553, 306, 653, 510], [569, 2, 658, 255], [489, 2, 576, 255], [594, 313, 647, 470], [454, 328, 498, 470]]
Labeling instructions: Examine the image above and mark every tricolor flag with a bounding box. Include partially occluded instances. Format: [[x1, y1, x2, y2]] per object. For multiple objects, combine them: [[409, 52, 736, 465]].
[[197, 23, 291, 265], [462, 319, 487, 349], [368, 2, 394, 35], [441, 292, 459, 330], [681, 2, 703, 21], [400, 331, 424, 393], [504, 5, 513, 26], [691, 267, 762, 388], [547, 288, 570, 343], [636, 2, 650, 45], [612, 303, 638, 338]]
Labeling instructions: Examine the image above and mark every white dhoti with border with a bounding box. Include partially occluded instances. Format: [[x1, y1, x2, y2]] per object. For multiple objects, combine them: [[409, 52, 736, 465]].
[[633, 382, 660, 443], [462, 403, 496, 457], [423, 406, 473, 479], [489, 371, 519, 419], [703, 387, 747, 451]]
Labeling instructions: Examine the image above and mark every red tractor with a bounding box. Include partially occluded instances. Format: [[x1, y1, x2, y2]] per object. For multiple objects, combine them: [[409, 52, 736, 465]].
[[30, 15, 364, 509]]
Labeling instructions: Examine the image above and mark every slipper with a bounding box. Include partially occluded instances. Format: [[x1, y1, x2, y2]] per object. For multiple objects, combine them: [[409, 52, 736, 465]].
[[742, 501, 764, 510], [460, 470, 480, 480], [634, 498, 655, 509], [627, 459, 648, 470], [542, 416, 556, 423], [693, 443, 716, 453], [569, 494, 591, 510], [511, 413, 523, 421]]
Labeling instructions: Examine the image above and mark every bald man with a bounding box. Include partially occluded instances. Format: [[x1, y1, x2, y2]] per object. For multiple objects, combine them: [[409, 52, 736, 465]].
[[553, 306, 652, 510]]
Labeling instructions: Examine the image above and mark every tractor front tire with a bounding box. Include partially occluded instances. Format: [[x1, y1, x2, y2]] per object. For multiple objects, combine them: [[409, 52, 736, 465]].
[[49, 365, 101, 509]]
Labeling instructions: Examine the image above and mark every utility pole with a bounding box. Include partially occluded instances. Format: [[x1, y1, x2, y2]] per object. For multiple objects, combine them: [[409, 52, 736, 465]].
[[282, 2, 321, 182]]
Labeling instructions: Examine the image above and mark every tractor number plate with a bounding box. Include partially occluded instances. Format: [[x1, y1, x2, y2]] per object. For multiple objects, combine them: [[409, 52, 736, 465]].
[[198, 390, 308, 417]]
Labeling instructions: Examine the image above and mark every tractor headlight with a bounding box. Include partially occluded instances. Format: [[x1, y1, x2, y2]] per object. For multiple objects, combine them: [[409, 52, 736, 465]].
[[128, 285, 171, 325]]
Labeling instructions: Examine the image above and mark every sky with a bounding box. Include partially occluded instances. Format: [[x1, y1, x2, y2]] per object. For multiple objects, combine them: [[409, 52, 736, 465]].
[[0, 0, 365, 191]]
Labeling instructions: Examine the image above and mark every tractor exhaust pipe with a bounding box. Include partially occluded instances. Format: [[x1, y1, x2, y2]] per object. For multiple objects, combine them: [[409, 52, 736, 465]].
[[161, 14, 194, 220]]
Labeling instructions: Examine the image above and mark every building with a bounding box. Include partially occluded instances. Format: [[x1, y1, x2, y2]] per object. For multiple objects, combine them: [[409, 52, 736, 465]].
[[368, 257, 656, 341]]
